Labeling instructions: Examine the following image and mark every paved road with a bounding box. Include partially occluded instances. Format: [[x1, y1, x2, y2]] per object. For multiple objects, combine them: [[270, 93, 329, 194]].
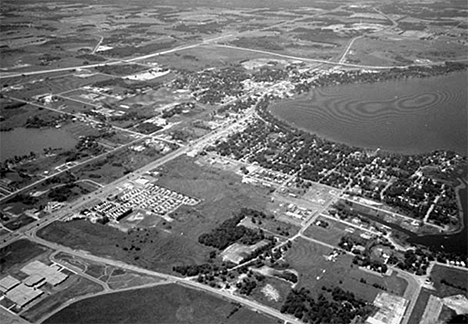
[[0, 108, 253, 249], [212, 44, 468, 70], [25, 231, 301, 324], [37, 280, 174, 324], [0, 35, 233, 80]]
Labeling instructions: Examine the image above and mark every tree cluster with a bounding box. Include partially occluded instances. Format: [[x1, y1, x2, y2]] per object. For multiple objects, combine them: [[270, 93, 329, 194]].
[[280, 286, 375, 324], [198, 214, 264, 250]]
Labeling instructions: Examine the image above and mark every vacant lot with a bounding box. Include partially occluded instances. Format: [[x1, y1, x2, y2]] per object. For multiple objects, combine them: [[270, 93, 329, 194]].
[[44, 283, 278, 324], [159, 156, 272, 241], [156, 44, 279, 71], [22, 275, 103, 323], [303, 216, 358, 246], [0, 239, 48, 273], [39, 156, 273, 274], [430, 264, 468, 298], [38, 220, 211, 274], [285, 237, 407, 302]]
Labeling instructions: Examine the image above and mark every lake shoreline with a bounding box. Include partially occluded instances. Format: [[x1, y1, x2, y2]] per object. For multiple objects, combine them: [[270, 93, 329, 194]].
[[268, 71, 468, 157]]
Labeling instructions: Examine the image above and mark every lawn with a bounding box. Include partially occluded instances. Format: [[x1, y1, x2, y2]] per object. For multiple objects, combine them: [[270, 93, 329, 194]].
[[0, 239, 48, 273], [302, 216, 353, 247], [430, 264, 468, 298], [285, 237, 407, 302], [43, 283, 279, 324]]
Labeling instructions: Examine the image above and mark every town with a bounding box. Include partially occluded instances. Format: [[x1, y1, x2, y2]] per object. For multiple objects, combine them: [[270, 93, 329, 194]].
[[1, 1, 467, 324]]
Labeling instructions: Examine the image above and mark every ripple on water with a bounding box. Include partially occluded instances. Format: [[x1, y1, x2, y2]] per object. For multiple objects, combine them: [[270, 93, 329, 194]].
[[269, 72, 468, 155]]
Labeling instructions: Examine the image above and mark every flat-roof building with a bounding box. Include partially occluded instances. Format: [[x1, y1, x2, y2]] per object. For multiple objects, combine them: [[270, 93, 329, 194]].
[[5, 283, 43, 308], [24, 273, 46, 287], [0, 275, 21, 293], [21, 260, 68, 287]]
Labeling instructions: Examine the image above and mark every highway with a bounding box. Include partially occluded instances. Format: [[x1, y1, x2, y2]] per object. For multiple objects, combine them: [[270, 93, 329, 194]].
[[0, 109, 253, 248], [0, 34, 233, 80], [1, 21, 463, 324], [23, 231, 301, 324]]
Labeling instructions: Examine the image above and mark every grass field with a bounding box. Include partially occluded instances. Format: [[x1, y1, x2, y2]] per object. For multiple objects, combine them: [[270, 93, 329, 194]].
[[285, 237, 407, 302], [21, 275, 104, 323], [39, 156, 273, 274], [107, 271, 163, 290], [407, 288, 432, 324], [38, 219, 211, 274], [155, 44, 281, 71], [43, 283, 279, 324], [430, 264, 468, 298], [303, 216, 357, 247], [0, 239, 48, 273], [158, 156, 272, 239]]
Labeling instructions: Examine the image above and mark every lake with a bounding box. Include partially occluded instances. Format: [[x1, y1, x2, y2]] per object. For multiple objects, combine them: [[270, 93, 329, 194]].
[[269, 71, 468, 255], [0, 127, 77, 162], [269, 71, 468, 156]]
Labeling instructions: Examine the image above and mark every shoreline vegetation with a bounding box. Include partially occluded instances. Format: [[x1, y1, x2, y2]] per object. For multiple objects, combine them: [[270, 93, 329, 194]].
[[210, 63, 466, 258], [290, 61, 468, 96], [258, 99, 467, 229]]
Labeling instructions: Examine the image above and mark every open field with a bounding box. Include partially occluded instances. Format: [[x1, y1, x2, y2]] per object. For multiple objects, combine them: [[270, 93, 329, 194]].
[[155, 44, 289, 71], [107, 270, 163, 290], [21, 275, 104, 323], [159, 155, 271, 228], [1, 2, 467, 323], [303, 215, 364, 247], [38, 156, 273, 274], [285, 237, 407, 302], [430, 264, 468, 298], [0, 239, 48, 273], [43, 283, 278, 324], [38, 219, 211, 274]]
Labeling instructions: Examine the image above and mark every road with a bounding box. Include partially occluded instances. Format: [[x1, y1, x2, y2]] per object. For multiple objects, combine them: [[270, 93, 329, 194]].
[[0, 34, 233, 80], [37, 280, 174, 324], [23, 231, 301, 324], [396, 267, 423, 324], [0, 107, 255, 248], [338, 36, 363, 65], [92, 36, 104, 55], [211, 44, 468, 70]]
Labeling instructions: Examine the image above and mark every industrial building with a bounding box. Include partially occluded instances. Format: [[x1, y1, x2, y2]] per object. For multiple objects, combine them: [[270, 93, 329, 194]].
[[21, 261, 68, 287]]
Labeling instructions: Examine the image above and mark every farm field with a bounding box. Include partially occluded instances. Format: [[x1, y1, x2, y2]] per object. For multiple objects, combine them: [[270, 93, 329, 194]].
[[0, 1, 467, 323], [43, 283, 278, 324]]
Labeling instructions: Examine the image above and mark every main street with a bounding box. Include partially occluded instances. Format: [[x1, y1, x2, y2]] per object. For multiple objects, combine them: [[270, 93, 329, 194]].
[[0, 106, 254, 249]]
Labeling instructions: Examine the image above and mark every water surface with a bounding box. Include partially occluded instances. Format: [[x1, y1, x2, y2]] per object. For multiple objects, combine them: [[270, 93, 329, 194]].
[[269, 72, 468, 155], [0, 127, 77, 161]]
